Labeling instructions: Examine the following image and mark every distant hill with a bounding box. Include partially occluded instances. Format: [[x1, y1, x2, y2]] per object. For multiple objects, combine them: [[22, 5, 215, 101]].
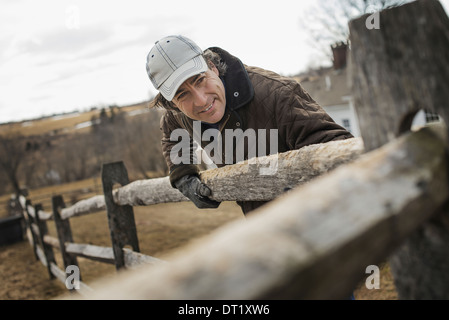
[[0, 101, 150, 137]]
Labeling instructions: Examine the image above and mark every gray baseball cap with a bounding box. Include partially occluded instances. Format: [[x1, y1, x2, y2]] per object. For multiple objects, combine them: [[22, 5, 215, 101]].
[[146, 35, 208, 101]]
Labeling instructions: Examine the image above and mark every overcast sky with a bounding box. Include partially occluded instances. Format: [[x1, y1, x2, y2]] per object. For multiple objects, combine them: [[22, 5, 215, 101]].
[[1, 0, 448, 124]]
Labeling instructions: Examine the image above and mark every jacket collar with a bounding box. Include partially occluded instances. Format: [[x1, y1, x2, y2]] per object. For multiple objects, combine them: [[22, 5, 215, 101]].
[[207, 47, 254, 111]]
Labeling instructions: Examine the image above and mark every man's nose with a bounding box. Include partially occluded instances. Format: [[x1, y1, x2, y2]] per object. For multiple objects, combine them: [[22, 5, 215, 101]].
[[191, 88, 207, 107]]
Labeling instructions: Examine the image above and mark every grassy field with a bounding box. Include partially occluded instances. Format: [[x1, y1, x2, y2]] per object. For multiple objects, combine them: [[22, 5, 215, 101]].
[[0, 176, 103, 219]]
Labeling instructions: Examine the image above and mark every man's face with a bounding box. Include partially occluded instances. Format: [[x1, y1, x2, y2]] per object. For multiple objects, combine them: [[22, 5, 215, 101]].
[[171, 64, 226, 124]]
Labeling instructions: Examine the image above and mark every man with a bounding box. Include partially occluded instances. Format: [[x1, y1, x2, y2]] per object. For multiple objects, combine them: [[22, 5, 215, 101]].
[[146, 35, 353, 215]]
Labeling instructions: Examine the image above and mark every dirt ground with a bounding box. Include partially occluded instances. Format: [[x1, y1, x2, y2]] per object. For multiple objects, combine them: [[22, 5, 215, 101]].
[[0, 201, 398, 300]]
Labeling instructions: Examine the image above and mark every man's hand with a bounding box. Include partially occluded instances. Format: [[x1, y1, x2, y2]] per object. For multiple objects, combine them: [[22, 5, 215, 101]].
[[174, 175, 221, 209]]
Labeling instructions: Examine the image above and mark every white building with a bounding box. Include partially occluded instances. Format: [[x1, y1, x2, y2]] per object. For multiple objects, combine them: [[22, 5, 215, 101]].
[[297, 66, 361, 137]]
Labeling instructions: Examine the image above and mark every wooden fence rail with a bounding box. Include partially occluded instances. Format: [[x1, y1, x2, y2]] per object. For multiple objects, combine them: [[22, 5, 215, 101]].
[[18, 136, 363, 297], [16, 0, 449, 300], [76, 123, 449, 300]]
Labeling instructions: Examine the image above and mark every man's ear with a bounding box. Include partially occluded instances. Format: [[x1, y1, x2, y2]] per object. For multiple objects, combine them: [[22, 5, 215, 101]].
[[208, 61, 219, 76]]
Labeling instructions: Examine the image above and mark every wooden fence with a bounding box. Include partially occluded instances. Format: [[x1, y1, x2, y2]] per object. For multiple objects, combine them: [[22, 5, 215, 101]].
[[17, 0, 449, 299], [18, 137, 363, 297]]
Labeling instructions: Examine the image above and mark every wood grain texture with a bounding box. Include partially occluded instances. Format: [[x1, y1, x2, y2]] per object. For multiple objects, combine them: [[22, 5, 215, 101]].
[[349, 0, 449, 151], [349, 0, 449, 299], [66, 125, 448, 300], [113, 138, 364, 205]]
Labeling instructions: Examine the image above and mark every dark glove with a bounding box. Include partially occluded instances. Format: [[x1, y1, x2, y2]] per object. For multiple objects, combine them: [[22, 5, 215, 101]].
[[174, 175, 221, 209]]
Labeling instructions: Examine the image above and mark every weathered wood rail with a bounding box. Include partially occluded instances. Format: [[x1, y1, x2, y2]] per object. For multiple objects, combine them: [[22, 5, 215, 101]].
[[19, 136, 364, 297], [75, 124, 449, 300], [18, 0, 449, 300]]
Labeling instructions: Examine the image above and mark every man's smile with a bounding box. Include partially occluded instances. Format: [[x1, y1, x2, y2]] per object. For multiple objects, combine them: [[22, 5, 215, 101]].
[[199, 100, 214, 114]]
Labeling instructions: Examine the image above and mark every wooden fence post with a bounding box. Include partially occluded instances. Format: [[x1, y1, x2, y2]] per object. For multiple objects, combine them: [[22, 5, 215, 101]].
[[101, 161, 140, 270], [52, 195, 81, 284], [22, 199, 39, 261], [349, 0, 449, 151], [349, 0, 449, 299], [34, 204, 56, 279]]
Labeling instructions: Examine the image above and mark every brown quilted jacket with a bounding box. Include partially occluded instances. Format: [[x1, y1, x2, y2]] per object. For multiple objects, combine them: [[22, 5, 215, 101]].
[[159, 47, 353, 214]]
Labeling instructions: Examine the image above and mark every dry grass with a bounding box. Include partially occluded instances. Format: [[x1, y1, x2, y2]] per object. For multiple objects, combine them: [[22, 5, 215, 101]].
[[0, 201, 246, 299], [0, 189, 398, 300], [0, 176, 104, 219], [0, 102, 148, 137]]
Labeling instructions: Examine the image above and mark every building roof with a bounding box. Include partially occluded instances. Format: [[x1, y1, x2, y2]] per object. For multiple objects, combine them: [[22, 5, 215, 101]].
[[294, 66, 351, 108]]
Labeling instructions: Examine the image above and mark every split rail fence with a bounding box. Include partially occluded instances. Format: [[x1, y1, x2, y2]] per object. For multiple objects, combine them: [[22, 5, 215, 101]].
[[17, 0, 449, 299]]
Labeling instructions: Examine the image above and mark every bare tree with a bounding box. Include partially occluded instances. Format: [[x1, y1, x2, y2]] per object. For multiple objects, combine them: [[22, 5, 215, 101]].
[[121, 109, 167, 179], [56, 133, 97, 182], [0, 133, 27, 195], [299, 0, 411, 61]]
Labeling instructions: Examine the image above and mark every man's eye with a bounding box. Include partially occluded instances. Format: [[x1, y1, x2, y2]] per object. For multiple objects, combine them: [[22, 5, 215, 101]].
[[177, 92, 187, 100], [196, 76, 205, 85]]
